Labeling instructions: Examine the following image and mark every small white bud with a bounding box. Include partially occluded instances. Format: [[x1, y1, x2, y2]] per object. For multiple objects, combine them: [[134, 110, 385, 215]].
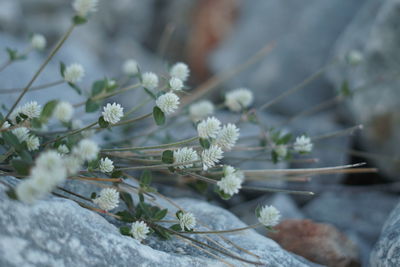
[[63, 63, 85, 83], [257, 205, 281, 227], [122, 59, 139, 76], [102, 103, 124, 124], [53, 101, 74, 123], [31, 34, 46, 50], [170, 62, 190, 82], [225, 88, 254, 112], [130, 221, 150, 242], [142, 72, 159, 90], [169, 77, 184, 91], [99, 157, 114, 173], [156, 92, 180, 115]]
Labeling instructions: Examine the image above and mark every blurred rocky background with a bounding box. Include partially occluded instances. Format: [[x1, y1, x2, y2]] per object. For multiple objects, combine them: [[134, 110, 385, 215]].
[[1, 0, 400, 266]]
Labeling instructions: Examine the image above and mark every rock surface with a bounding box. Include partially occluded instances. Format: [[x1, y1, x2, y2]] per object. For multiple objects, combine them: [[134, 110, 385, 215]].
[[0, 177, 322, 267], [370, 201, 400, 267], [326, 0, 400, 180], [269, 219, 359, 267]]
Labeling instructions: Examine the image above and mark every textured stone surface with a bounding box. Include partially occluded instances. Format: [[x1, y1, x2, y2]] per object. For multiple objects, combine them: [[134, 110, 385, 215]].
[[269, 219, 359, 267], [326, 0, 400, 180], [0, 177, 322, 267], [370, 201, 400, 267], [210, 0, 366, 115]]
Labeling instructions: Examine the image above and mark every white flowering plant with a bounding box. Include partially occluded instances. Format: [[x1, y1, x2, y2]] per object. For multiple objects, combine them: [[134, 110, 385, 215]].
[[0, 1, 375, 265]]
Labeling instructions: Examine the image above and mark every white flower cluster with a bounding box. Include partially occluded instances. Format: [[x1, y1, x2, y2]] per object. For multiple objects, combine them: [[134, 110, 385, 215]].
[[31, 34, 46, 50], [142, 72, 159, 90], [99, 157, 114, 173], [173, 147, 199, 169], [196, 117, 240, 170], [102, 103, 124, 124], [169, 77, 183, 91], [217, 165, 244, 196], [189, 100, 214, 122], [63, 63, 85, 83], [177, 212, 196, 231], [130, 221, 150, 242], [53, 101, 74, 123], [12, 127, 40, 151], [170, 62, 190, 82], [293, 135, 313, 153], [10, 101, 41, 122], [156, 92, 180, 115], [73, 0, 98, 17], [225, 88, 254, 112], [93, 187, 119, 211], [122, 59, 139, 76], [257, 205, 281, 227], [15, 139, 100, 204], [16, 150, 66, 204]]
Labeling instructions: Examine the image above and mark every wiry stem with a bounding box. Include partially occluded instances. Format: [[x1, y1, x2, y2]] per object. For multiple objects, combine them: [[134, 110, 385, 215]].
[[0, 80, 64, 94]]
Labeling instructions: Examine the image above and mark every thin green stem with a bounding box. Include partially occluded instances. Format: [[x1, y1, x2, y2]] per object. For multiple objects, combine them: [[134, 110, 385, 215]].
[[0, 80, 64, 94], [43, 121, 97, 147]]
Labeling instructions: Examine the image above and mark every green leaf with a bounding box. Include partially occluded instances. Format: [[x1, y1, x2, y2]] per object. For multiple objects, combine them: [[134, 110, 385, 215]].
[[170, 224, 181, 231], [17, 150, 32, 163], [85, 99, 100, 113], [68, 82, 82, 95], [199, 138, 210, 149], [11, 159, 31, 175], [120, 192, 134, 210], [73, 15, 87, 25], [153, 209, 168, 221], [6, 188, 17, 200], [255, 205, 261, 218], [140, 170, 152, 187], [277, 133, 292, 145], [5, 48, 25, 61], [40, 100, 58, 122], [98, 116, 109, 128], [161, 150, 174, 164], [91, 80, 106, 96], [215, 187, 232, 200], [111, 170, 123, 178], [340, 80, 353, 97], [119, 226, 131, 236], [116, 210, 136, 223], [143, 88, 156, 99], [153, 106, 165, 126], [153, 227, 171, 240], [2, 131, 22, 150], [59, 61, 66, 77], [90, 192, 97, 199]]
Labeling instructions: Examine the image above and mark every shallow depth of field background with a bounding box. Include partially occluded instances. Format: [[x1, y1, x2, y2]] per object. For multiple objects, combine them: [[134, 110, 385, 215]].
[[1, 1, 399, 266]]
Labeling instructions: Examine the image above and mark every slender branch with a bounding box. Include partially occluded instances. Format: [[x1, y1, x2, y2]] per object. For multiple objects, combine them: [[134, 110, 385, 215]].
[[115, 160, 201, 171], [4, 24, 75, 122], [102, 136, 199, 152], [180, 223, 262, 235], [0, 80, 64, 94], [42, 121, 97, 147]]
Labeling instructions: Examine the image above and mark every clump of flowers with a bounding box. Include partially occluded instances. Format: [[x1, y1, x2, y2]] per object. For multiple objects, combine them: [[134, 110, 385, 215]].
[[293, 135, 313, 153], [189, 100, 214, 122], [122, 59, 139, 76], [225, 88, 254, 112], [197, 117, 221, 139], [99, 157, 114, 173], [257, 205, 281, 227], [170, 62, 190, 82], [93, 188, 119, 211], [63, 63, 85, 83], [130, 221, 150, 242], [156, 92, 180, 115], [102, 103, 124, 124]]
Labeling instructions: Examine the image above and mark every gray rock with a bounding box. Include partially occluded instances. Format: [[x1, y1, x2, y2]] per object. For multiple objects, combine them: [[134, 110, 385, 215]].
[[326, 0, 400, 180], [303, 190, 399, 265], [210, 0, 366, 115], [0, 177, 322, 266], [370, 201, 400, 267]]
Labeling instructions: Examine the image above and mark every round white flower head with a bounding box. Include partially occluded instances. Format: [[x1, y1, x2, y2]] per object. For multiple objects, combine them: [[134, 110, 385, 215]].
[[16, 179, 45, 204], [53, 101, 74, 122], [258, 205, 281, 227], [170, 62, 190, 82], [178, 212, 196, 231], [93, 188, 119, 211], [189, 100, 214, 122], [225, 88, 254, 112], [73, 139, 99, 161], [20, 101, 41, 119], [347, 50, 363, 65], [217, 174, 242, 196], [73, 0, 98, 17], [64, 155, 83, 175], [71, 119, 83, 130], [156, 92, 180, 115], [201, 145, 223, 170], [57, 144, 70, 154], [169, 77, 184, 91], [223, 165, 245, 182], [130, 221, 150, 242], [26, 135, 40, 151], [99, 157, 114, 173], [1, 121, 10, 129], [64, 63, 85, 83], [197, 116, 221, 139], [142, 72, 159, 90], [102, 103, 124, 124], [34, 150, 67, 184], [173, 147, 199, 169], [214, 123, 240, 151], [12, 127, 30, 142], [293, 135, 313, 153], [31, 34, 46, 50], [122, 59, 139, 76], [274, 145, 287, 159]]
